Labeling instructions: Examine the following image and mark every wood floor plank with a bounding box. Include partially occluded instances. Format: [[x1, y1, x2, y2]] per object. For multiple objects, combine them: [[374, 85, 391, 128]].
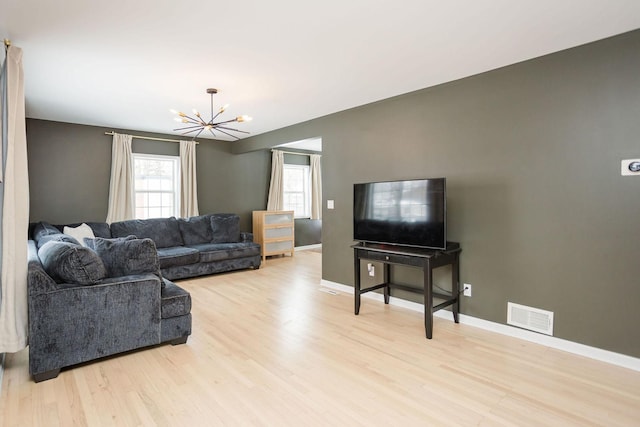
[[2, 250, 639, 426]]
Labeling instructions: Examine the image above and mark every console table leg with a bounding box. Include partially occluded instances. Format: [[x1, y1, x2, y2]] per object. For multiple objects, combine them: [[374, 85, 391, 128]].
[[383, 263, 390, 304], [424, 259, 433, 339], [354, 253, 361, 315], [452, 253, 460, 324]]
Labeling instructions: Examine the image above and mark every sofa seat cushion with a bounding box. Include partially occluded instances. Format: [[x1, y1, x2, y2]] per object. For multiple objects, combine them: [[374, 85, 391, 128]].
[[161, 279, 192, 319], [188, 242, 261, 262], [111, 217, 184, 248], [157, 246, 200, 268]]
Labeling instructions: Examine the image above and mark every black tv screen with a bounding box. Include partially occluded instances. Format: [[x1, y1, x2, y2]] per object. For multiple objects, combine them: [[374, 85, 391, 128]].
[[353, 178, 446, 250]]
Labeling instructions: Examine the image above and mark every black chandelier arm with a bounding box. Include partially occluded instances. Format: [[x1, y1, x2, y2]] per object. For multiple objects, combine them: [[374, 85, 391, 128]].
[[182, 115, 208, 126], [192, 127, 206, 140], [173, 124, 208, 132], [214, 127, 241, 140], [178, 130, 201, 136], [215, 125, 250, 134], [211, 118, 240, 126], [210, 110, 225, 124]]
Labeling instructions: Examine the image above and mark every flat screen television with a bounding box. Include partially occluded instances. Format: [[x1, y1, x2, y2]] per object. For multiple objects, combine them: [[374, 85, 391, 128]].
[[353, 178, 446, 250]]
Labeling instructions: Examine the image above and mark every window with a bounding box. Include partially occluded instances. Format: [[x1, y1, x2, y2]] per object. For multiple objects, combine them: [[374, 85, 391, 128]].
[[133, 153, 180, 219], [283, 164, 310, 218]]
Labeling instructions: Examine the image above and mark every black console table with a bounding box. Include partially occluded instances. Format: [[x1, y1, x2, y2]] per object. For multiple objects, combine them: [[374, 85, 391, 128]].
[[352, 242, 461, 339]]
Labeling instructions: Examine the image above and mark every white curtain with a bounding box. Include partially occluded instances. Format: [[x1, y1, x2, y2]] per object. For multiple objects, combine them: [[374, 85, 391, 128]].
[[180, 140, 199, 217], [0, 44, 29, 352], [105, 133, 134, 223], [310, 154, 322, 220], [266, 150, 284, 211]]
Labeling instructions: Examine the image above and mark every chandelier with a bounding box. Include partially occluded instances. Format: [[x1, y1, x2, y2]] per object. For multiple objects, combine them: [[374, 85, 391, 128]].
[[171, 88, 252, 140]]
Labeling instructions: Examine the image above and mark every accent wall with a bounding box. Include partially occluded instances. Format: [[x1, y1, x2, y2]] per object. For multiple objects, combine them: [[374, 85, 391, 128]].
[[233, 30, 640, 358]]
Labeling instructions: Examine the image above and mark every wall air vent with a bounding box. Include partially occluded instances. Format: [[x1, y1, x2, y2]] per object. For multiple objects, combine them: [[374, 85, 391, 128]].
[[507, 302, 554, 336]]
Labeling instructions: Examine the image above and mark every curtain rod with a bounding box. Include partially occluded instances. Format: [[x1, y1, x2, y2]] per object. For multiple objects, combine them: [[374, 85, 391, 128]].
[[272, 149, 321, 156], [104, 131, 198, 144]]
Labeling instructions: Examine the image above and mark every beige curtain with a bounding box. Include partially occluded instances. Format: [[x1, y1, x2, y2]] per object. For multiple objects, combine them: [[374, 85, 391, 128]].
[[310, 154, 322, 220], [0, 45, 30, 352], [105, 133, 134, 223], [266, 150, 284, 210], [180, 140, 199, 218]]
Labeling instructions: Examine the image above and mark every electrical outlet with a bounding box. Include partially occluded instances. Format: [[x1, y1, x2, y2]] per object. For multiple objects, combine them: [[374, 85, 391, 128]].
[[463, 283, 472, 297], [621, 159, 640, 176], [367, 263, 375, 277]]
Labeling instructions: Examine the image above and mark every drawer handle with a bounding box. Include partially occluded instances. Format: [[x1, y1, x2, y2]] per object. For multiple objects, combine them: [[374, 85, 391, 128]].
[[385, 256, 390, 261]]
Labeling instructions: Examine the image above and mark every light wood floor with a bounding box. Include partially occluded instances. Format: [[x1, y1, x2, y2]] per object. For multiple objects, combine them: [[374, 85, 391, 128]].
[[2, 250, 639, 426]]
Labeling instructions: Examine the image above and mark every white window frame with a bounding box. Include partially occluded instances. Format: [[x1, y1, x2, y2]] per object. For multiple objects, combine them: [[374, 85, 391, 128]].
[[283, 163, 311, 218], [133, 153, 180, 219]]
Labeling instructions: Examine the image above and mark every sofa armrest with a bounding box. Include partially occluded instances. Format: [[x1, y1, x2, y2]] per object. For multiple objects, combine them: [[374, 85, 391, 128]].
[[240, 231, 254, 243], [27, 240, 59, 295], [28, 273, 162, 376]]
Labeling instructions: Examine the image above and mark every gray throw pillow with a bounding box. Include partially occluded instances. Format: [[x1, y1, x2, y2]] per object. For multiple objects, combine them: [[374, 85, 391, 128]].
[[38, 241, 107, 285], [210, 214, 241, 243], [178, 215, 213, 245], [93, 237, 162, 280]]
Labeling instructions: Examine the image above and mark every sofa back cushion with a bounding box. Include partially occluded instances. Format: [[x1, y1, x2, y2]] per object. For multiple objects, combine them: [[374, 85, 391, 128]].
[[210, 214, 241, 243], [110, 217, 184, 248], [178, 214, 213, 245], [93, 237, 162, 279], [84, 235, 136, 250], [38, 241, 107, 285]]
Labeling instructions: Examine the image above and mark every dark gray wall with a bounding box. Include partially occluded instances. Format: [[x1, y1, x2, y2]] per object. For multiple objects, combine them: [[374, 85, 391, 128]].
[[295, 219, 321, 247], [26, 120, 321, 246], [26, 120, 270, 231], [234, 30, 640, 358]]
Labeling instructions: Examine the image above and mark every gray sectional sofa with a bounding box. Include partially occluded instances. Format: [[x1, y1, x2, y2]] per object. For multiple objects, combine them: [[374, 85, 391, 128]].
[[27, 213, 260, 382], [110, 214, 261, 280]]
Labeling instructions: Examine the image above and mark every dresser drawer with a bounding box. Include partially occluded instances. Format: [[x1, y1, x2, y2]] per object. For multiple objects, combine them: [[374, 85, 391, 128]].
[[265, 240, 293, 253], [264, 213, 293, 225], [265, 226, 293, 239]]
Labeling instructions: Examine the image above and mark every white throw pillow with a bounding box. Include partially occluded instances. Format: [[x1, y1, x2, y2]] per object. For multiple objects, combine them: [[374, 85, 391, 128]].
[[63, 223, 95, 247]]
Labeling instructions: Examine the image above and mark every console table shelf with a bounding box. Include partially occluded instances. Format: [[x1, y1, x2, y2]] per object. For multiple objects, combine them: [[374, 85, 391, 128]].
[[352, 242, 461, 339]]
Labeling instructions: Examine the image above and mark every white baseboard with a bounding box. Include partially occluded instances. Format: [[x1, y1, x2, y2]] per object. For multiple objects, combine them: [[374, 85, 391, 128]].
[[295, 244, 322, 251], [320, 280, 640, 372]]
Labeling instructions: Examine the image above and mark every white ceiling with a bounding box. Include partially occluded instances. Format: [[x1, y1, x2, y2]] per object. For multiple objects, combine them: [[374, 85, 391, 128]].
[[276, 138, 322, 152], [3, 1, 640, 141]]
